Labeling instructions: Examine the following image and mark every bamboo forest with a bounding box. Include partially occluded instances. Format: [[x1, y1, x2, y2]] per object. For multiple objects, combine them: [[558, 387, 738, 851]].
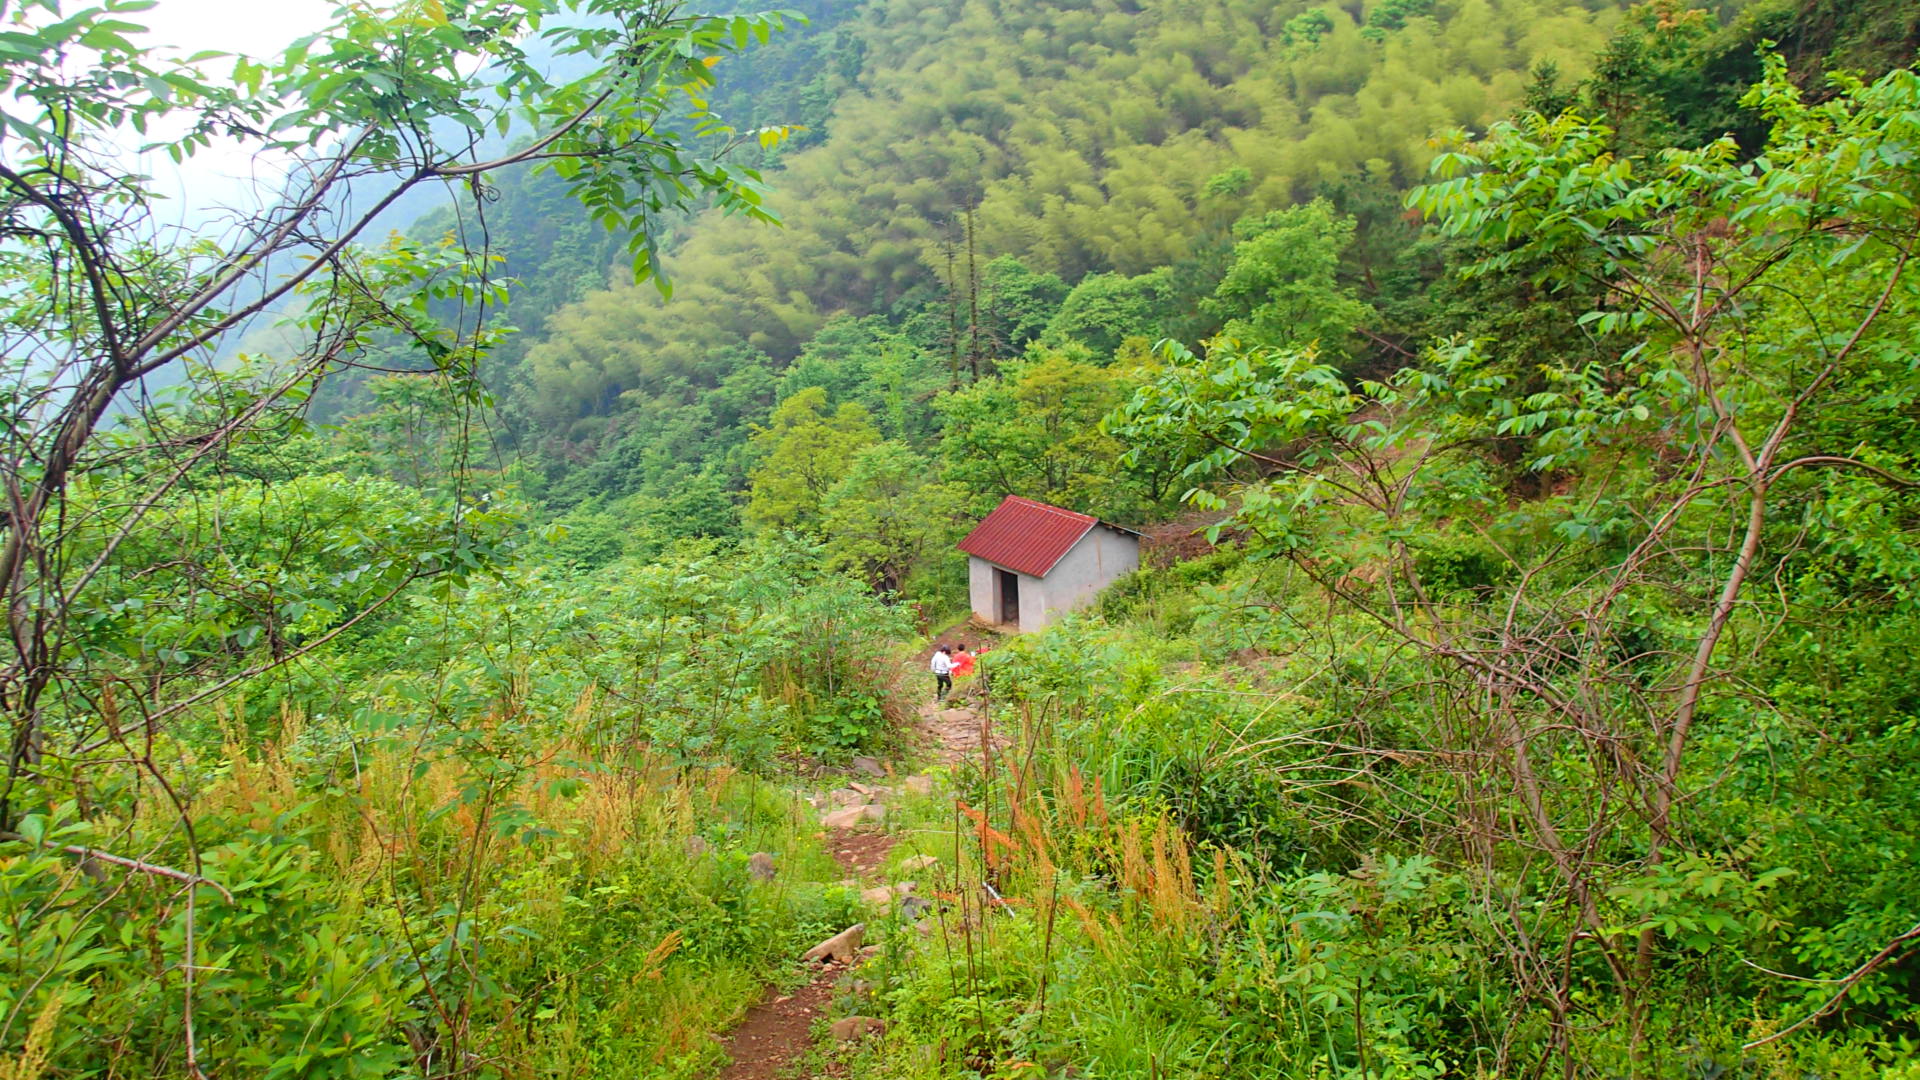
[[1, 0, 1918, 1076]]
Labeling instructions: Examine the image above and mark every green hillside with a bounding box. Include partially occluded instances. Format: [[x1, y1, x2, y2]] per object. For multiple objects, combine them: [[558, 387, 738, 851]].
[[3, 0, 1920, 1077], [516, 0, 1625, 431]]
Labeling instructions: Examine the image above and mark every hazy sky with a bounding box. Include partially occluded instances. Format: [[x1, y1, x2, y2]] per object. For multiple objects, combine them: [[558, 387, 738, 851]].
[[129, 0, 340, 229], [138, 0, 336, 58]]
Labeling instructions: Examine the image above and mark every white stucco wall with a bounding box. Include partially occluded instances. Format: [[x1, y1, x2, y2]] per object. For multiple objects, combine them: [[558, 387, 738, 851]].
[[1014, 569, 1047, 634], [967, 555, 1044, 631], [967, 556, 994, 622], [1026, 527, 1140, 630], [967, 528, 1140, 632]]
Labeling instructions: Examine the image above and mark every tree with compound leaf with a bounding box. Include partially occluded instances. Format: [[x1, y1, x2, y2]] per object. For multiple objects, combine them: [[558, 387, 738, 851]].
[[0, 1, 791, 1071], [1114, 57, 1920, 1067], [0, 0, 794, 808]]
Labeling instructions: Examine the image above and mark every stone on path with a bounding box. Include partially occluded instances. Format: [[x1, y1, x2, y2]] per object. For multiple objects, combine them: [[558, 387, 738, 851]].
[[830, 1016, 887, 1041], [802, 923, 865, 964], [860, 881, 918, 910], [829, 787, 869, 807], [747, 852, 776, 881], [823, 802, 884, 827], [850, 755, 886, 778], [817, 803, 864, 826]]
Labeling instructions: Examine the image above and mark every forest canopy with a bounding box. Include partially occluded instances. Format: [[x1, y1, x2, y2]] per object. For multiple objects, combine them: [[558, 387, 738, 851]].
[[3, 0, 1919, 1076], [506, 0, 1625, 434]]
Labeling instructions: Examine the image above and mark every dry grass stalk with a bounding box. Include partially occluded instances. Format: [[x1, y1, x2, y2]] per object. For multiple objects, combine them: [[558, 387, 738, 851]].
[[0, 994, 62, 1080]]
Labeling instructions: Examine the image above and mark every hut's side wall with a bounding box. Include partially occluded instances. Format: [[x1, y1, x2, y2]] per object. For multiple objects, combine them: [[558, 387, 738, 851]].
[[1026, 528, 1140, 631]]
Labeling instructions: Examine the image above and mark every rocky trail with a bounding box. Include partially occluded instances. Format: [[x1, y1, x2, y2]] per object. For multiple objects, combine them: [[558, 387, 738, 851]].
[[712, 820, 882, 1080], [916, 692, 1008, 769], [710, 691, 997, 1078]]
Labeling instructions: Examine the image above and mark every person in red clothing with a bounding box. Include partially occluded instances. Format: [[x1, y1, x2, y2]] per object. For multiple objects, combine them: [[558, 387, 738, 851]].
[[951, 643, 976, 678]]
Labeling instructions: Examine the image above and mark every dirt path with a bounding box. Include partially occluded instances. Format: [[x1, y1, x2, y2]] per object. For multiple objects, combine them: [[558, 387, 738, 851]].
[[714, 971, 838, 1080], [714, 649, 1003, 1079], [714, 827, 898, 1080], [914, 696, 1007, 770]]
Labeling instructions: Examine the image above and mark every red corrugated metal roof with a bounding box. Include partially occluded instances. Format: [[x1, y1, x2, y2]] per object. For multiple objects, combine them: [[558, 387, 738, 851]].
[[956, 496, 1099, 578]]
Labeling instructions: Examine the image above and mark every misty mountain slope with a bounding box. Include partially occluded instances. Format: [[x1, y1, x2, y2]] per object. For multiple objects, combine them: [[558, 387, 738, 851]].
[[517, 0, 1627, 432]]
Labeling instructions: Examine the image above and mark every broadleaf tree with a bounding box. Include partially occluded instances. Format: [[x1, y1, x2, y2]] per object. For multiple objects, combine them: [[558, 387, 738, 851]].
[[1112, 58, 1920, 1066], [0, 1, 793, 1069]]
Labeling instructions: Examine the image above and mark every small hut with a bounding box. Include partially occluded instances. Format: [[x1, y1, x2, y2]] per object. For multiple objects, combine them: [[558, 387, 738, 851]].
[[956, 495, 1141, 632]]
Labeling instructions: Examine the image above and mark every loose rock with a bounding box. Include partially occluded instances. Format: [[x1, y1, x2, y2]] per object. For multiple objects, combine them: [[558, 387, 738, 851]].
[[747, 852, 776, 881], [685, 835, 711, 856], [850, 755, 886, 778], [822, 805, 868, 829], [802, 923, 865, 964], [830, 1016, 887, 1041], [898, 853, 937, 872], [904, 775, 935, 797], [861, 880, 917, 910], [829, 787, 869, 807]]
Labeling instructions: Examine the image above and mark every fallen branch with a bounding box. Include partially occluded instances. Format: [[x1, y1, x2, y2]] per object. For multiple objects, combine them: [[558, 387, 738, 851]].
[[0, 832, 234, 903], [1744, 919, 1920, 1049]]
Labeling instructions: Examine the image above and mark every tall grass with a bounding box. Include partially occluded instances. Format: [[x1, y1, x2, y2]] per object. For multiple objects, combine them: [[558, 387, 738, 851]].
[[838, 588, 1918, 1080], [0, 696, 858, 1078]]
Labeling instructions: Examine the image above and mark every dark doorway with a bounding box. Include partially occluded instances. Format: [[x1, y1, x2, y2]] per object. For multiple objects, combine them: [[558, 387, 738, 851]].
[[995, 568, 1020, 625]]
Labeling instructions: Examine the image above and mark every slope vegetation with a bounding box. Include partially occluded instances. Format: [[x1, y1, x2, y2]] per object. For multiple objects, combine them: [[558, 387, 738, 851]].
[[520, 0, 1624, 431]]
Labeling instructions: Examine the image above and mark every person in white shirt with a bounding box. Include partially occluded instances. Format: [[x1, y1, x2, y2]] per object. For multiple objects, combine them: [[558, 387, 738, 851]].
[[930, 645, 954, 702]]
